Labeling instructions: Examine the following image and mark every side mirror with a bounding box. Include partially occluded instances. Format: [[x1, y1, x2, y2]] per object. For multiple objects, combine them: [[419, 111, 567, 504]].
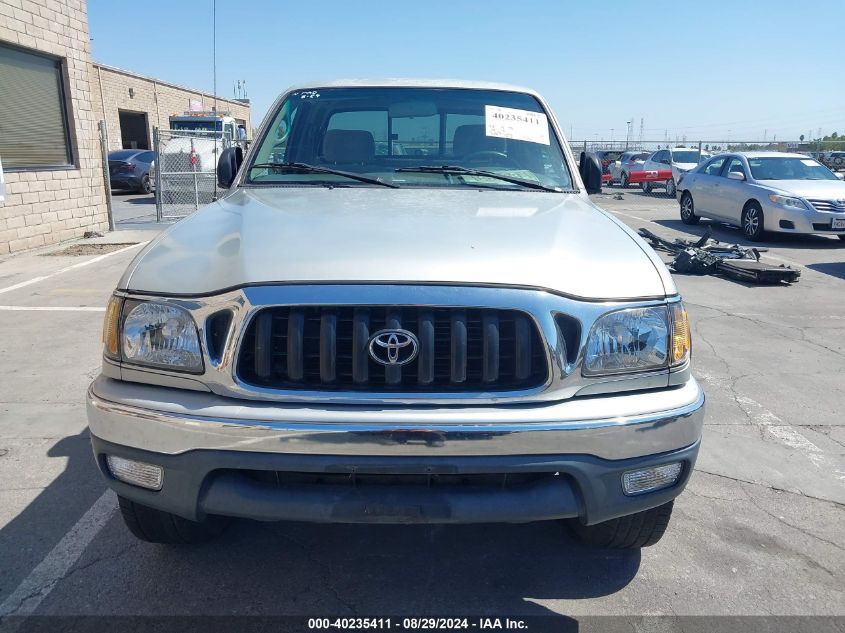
[[217, 146, 243, 189], [727, 171, 745, 181], [579, 152, 602, 194]]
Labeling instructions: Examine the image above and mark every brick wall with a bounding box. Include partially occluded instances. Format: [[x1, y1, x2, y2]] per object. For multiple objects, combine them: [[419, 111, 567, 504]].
[[91, 64, 253, 151], [0, 0, 109, 255]]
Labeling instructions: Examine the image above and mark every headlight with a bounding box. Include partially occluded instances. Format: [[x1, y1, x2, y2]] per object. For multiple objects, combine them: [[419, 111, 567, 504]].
[[768, 194, 806, 209], [583, 303, 691, 376], [121, 301, 203, 372]]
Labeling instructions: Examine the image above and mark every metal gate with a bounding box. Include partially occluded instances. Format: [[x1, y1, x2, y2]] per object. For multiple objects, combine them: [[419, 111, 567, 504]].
[[153, 128, 224, 221]]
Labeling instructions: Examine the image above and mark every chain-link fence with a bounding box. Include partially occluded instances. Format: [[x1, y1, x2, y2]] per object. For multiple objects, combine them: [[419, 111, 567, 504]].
[[572, 139, 845, 203], [153, 128, 248, 221]]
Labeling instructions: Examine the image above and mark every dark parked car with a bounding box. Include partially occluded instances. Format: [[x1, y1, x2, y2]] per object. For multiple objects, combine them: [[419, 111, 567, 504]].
[[587, 149, 624, 185], [108, 149, 155, 194]]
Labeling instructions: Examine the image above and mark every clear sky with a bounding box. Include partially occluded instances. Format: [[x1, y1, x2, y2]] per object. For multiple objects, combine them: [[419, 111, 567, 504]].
[[88, 0, 845, 143]]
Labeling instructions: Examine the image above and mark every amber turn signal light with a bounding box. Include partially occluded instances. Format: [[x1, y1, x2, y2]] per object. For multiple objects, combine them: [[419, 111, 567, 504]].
[[670, 302, 691, 366]]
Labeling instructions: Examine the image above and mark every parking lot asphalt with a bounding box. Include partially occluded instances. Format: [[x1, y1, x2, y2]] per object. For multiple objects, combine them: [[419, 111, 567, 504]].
[[0, 190, 842, 620]]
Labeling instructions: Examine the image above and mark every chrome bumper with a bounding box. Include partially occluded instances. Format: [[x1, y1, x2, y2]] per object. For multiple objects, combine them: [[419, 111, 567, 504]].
[[87, 376, 705, 461]]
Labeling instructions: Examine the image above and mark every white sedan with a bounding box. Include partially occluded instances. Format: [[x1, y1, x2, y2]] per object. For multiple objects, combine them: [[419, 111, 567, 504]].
[[676, 152, 845, 241]]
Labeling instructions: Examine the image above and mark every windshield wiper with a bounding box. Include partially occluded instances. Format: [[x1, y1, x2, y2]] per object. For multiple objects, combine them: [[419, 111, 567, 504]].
[[394, 165, 563, 192], [250, 162, 399, 188]]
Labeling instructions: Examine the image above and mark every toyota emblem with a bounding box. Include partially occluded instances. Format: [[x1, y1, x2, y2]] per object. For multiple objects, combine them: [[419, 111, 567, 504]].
[[368, 329, 419, 366]]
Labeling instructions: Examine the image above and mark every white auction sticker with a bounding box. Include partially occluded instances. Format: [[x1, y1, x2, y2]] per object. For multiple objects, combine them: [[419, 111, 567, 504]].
[[485, 105, 550, 145], [800, 159, 818, 166]]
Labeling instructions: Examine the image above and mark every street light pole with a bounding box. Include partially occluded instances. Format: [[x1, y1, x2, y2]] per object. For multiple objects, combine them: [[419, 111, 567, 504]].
[[212, 0, 217, 113]]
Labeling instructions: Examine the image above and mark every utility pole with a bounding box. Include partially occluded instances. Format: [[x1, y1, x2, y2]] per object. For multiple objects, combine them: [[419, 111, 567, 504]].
[[212, 0, 217, 113]]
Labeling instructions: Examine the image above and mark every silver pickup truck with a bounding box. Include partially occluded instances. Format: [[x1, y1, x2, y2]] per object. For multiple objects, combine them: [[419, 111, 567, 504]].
[[88, 80, 704, 548]]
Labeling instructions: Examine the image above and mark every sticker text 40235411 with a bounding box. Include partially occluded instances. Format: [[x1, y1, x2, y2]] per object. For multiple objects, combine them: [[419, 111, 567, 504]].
[[485, 105, 550, 146]]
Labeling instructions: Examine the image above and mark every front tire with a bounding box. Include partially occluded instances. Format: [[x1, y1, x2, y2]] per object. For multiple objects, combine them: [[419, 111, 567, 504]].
[[641, 182, 653, 194], [742, 202, 765, 241], [569, 501, 674, 549], [621, 172, 629, 188], [118, 495, 228, 544], [680, 192, 700, 225], [666, 178, 676, 198]]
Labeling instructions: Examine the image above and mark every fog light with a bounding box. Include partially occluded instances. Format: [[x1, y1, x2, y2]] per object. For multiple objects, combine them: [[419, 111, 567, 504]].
[[622, 462, 682, 495], [106, 455, 163, 490]]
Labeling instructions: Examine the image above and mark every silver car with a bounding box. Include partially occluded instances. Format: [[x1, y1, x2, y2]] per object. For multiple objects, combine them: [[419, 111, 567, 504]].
[[87, 80, 703, 550], [677, 152, 845, 241]]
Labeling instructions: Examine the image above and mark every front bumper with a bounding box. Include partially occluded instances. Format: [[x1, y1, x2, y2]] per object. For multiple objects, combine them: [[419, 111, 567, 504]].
[[87, 376, 705, 525], [762, 201, 845, 235]]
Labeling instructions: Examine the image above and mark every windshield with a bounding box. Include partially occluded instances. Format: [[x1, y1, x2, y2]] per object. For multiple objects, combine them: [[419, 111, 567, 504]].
[[672, 150, 706, 164], [169, 119, 222, 133], [748, 157, 839, 181], [247, 87, 573, 191]]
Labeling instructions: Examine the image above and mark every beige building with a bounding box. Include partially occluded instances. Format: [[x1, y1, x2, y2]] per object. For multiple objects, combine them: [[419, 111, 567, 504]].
[[91, 63, 252, 152], [0, 0, 252, 255], [0, 0, 109, 254]]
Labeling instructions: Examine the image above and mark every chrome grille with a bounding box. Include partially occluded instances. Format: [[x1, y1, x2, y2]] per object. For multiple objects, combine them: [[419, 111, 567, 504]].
[[236, 306, 548, 392], [807, 198, 845, 213]]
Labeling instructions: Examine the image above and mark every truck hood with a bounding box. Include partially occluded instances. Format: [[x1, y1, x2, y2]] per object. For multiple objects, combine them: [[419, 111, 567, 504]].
[[763, 179, 845, 199], [121, 187, 673, 300]]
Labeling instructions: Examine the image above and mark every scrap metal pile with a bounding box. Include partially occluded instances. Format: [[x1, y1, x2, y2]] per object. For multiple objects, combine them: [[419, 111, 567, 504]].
[[638, 227, 801, 284]]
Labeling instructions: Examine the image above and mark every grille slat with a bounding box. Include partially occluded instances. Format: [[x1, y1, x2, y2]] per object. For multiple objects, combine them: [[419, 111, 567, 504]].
[[320, 312, 337, 383], [352, 308, 370, 384], [514, 315, 532, 381], [238, 306, 547, 393], [287, 309, 305, 381], [808, 199, 845, 213], [418, 309, 435, 385], [450, 311, 467, 384], [253, 311, 273, 379], [482, 313, 500, 383]]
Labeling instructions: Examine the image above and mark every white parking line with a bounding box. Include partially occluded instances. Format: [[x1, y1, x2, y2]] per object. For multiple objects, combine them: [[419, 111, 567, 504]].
[[0, 306, 106, 312], [0, 242, 147, 297], [697, 370, 845, 481], [0, 490, 117, 618]]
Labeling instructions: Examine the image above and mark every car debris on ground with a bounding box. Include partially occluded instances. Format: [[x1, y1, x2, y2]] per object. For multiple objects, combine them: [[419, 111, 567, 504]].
[[638, 227, 801, 285]]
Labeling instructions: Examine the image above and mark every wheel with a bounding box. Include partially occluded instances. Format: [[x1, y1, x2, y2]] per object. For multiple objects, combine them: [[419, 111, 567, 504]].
[[641, 182, 653, 194], [621, 172, 629, 188], [666, 178, 676, 198], [742, 202, 765, 241], [680, 192, 700, 225], [138, 175, 152, 194], [568, 501, 674, 549], [118, 495, 228, 544]]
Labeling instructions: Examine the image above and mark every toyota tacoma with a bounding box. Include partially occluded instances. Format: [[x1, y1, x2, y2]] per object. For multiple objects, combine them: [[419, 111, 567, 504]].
[[88, 80, 704, 548]]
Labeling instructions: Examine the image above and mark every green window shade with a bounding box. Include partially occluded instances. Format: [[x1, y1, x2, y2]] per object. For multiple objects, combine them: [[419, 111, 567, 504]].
[[0, 44, 72, 169]]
